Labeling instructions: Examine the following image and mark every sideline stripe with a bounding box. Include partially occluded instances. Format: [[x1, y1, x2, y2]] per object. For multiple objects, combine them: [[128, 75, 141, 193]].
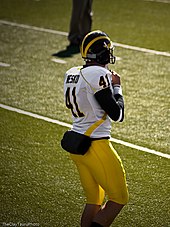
[[0, 19, 170, 57], [0, 103, 169, 159]]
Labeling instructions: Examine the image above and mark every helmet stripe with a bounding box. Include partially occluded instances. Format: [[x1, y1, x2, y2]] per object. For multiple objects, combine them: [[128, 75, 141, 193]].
[[81, 36, 111, 58]]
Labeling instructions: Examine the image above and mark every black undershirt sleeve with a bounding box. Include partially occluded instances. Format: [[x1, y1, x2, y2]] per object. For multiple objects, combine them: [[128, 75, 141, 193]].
[[94, 87, 124, 122]]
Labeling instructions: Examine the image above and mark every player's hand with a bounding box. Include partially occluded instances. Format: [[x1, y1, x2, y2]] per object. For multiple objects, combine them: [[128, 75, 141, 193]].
[[111, 71, 121, 85]]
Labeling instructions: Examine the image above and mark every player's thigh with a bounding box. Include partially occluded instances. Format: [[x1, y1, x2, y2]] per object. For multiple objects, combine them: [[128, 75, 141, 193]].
[[88, 140, 129, 204], [70, 154, 105, 205]]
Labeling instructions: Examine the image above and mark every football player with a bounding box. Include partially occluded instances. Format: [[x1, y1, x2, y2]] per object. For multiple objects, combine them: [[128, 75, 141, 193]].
[[63, 30, 129, 227]]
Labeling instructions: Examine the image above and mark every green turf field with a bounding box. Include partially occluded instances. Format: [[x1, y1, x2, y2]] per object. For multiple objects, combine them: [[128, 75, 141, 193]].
[[0, 0, 170, 226]]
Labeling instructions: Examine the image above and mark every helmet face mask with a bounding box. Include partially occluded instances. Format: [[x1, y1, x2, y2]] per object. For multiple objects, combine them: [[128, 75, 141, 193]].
[[109, 44, 116, 64], [81, 30, 116, 65]]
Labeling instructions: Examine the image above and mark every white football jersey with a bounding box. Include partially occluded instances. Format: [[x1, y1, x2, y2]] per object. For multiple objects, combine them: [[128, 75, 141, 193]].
[[64, 65, 113, 138]]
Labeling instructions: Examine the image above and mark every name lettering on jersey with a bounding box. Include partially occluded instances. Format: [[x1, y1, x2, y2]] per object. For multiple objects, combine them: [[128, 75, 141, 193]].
[[66, 74, 80, 84]]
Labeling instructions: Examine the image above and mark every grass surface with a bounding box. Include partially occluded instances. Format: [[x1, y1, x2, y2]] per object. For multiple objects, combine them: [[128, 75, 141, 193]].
[[0, 0, 170, 51], [1, 109, 169, 227], [0, 0, 170, 226]]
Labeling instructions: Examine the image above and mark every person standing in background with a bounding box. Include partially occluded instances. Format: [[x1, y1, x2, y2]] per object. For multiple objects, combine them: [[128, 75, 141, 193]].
[[68, 0, 93, 48], [53, 0, 93, 57]]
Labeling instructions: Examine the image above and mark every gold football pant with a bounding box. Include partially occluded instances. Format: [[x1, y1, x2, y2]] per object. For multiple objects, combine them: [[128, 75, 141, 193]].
[[70, 139, 129, 205]]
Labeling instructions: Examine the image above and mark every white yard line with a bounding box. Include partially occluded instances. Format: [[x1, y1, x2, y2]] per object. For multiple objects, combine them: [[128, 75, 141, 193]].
[[51, 58, 66, 64], [144, 0, 170, 3], [0, 62, 10, 67], [0, 19, 170, 57], [0, 103, 169, 159], [0, 20, 68, 36], [110, 137, 170, 159], [0, 103, 71, 128], [113, 42, 170, 57]]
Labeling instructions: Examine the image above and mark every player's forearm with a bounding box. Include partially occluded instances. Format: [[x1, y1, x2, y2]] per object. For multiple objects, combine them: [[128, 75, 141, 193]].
[[94, 87, 124, 122]]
